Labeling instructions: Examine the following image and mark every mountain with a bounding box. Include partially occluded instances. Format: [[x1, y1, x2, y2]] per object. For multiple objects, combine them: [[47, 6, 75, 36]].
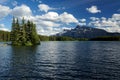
[[56, 25, 120, 38]]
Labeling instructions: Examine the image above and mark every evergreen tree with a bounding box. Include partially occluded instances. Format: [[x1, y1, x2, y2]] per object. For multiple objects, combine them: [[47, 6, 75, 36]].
[[16, 18, 20, 31], [22, 17, 25, 25], [14, 18, 20, 43], [21, 18, 27, 45], [31, 24, 40, 45], [12, 17, 16, 31], [11, 17, 16, 42], [11, 17, 40, 46]]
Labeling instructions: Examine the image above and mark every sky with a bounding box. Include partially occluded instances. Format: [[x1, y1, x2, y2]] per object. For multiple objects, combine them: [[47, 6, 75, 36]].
[[0, 0, 120, 35]]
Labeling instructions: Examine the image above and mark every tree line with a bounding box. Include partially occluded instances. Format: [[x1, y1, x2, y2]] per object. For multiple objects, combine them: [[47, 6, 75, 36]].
[[0, 31, 88, 41], [39, 35, 88, 41], [90, 36, 120, 41], [0, 30, 10, 41], [1, 31, 120, 41]]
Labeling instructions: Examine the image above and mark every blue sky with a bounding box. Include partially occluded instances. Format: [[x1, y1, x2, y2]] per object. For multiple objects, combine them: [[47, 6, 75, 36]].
[[0, 0, 120, 35]]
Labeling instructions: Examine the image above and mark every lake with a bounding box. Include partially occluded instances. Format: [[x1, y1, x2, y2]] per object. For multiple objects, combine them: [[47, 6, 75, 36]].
[[0, 41, 120, 80]]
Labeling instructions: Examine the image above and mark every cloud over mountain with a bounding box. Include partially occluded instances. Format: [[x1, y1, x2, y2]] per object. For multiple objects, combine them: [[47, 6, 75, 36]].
[[89, 14, 120, 32], [33, 12, 78, 35]]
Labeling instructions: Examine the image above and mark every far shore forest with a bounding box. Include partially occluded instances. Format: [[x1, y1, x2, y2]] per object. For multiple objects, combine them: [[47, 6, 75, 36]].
[[1, 30, 120, 41]]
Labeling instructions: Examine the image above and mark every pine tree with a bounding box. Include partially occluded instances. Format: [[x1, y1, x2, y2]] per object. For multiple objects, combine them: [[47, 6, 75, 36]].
[[31, 24, 40, 45], [11, 17, 16, 42], [12, 17, 16, 31], [21, 18, 26, 45], [14, 18, 20, 43], [11, 17, 40, 46], [22, 17, 25, 25], [16, 18, 20, 31]]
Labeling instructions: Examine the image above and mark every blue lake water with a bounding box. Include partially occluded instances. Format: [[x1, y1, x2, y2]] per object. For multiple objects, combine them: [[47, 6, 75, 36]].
[[0, 41, 120, 80]]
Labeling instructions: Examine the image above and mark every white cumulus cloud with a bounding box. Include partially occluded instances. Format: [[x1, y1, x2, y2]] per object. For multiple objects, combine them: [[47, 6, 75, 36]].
[[89, 14, 120, 33], [35, 12, 78, 24], [38, 4, 55, 12], [36, 12, 59, 22], [59, 12, 78, 24], [11, 4, 32, 18], [32, 11, 78, 35], [0, 5, 11, 19], [78, 18, 86, 26], [79, 18, 86, 22], [86, 6, 101, 14], [112, 14, 120, 20]]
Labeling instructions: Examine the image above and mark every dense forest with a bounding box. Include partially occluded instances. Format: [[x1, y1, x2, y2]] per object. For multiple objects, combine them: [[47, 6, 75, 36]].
[[0, 31, 88, 41], [39, 35, 88, 41], [1, 30, 120, 41], [0, 30, 10, 41], [11, 17, 40, 46], [90, 36, 120, 41]]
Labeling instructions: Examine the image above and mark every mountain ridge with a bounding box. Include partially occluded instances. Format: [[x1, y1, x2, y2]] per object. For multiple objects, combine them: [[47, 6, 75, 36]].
[[56, 25, 120, 38]]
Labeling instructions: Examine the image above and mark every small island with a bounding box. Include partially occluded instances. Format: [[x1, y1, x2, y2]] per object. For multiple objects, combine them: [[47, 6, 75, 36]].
[[11, 17, 40, 46]]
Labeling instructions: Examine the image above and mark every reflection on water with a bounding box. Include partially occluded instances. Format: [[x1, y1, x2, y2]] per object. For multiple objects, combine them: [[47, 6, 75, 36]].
[[0, 41, 120, 79]]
